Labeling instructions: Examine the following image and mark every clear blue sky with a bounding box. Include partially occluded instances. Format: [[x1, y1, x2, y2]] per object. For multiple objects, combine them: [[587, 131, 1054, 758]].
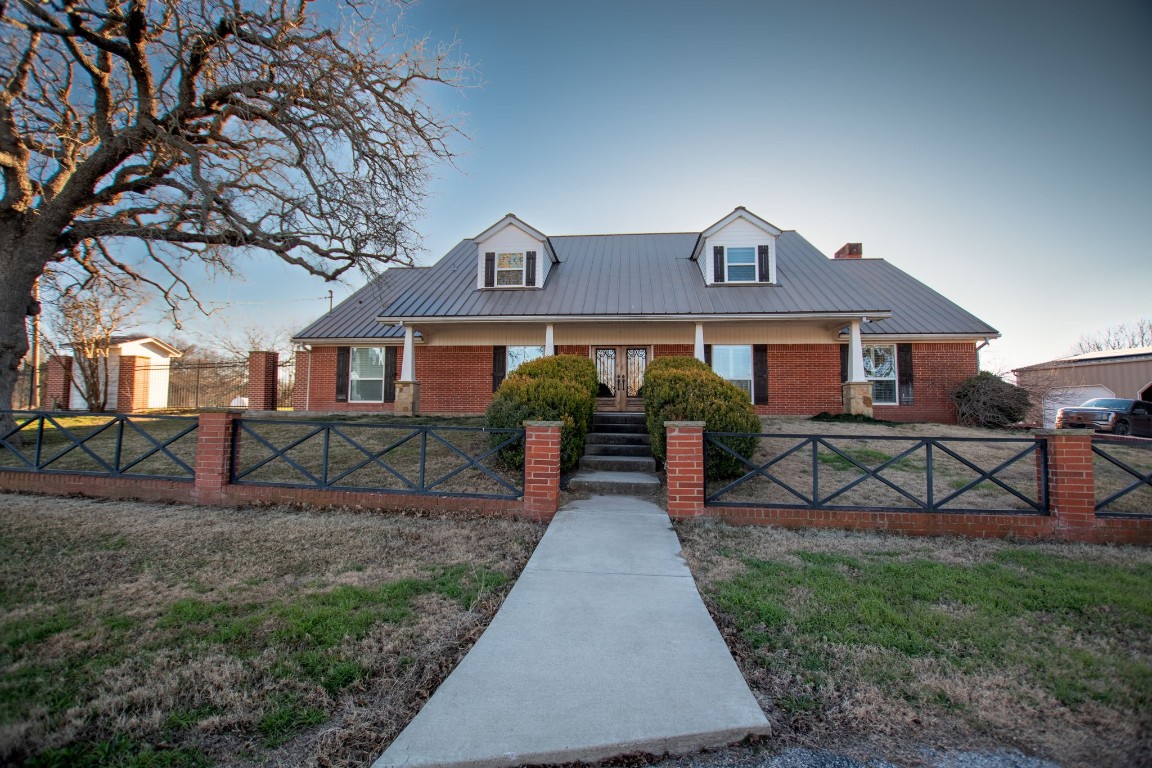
[[180, 0, 1151, 373]]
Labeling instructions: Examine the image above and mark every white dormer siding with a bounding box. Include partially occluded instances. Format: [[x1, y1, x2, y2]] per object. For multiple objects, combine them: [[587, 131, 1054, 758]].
[[474, 217, 553, 289], [700, 216, 777, 285]]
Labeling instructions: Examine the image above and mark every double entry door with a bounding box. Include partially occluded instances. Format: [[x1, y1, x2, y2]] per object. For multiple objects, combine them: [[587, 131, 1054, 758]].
[[594, 346, 647, 412]]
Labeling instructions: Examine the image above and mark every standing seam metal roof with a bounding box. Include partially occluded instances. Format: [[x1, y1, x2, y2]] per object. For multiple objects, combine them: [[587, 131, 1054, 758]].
[[294, 231, 996, 340]]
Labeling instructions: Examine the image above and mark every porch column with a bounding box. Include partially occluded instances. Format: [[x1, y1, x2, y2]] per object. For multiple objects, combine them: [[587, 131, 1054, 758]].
[[694, 323, 705, 362], [545, 324, 555, 356], [396, 324, 420, 416], [842, 319, 873, 417]]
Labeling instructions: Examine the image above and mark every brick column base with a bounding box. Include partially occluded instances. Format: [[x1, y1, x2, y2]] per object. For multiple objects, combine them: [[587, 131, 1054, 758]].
[[1036, 429, 1096, 541], [842, 381, 874, 418], [665, 421, 705, 519], [395, 382, 420, 416], [523, 421, 562, 521], [194, 411, 240, 505], [45, 356, 72, 410], [247, 351, 279, 411], [116, 355, 147, 412]]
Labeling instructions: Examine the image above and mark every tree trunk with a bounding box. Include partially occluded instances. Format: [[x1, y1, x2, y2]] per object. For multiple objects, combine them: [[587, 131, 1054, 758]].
[[0, 228, 49, 437]]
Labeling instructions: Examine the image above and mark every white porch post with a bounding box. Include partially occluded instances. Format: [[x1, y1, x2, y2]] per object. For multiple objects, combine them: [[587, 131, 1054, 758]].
[[401, 324, 416, 381], [545, 324, 555, 356], [694, 322, 705, 362], [848, 319, 867, 382]]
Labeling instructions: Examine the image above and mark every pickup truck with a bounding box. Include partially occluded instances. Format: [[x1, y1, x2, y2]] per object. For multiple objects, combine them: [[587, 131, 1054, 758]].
[[1055, 398, 1152, 437]]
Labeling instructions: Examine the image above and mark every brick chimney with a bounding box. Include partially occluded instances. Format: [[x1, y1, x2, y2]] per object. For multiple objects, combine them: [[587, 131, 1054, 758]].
[[834, 243, 863, 259]]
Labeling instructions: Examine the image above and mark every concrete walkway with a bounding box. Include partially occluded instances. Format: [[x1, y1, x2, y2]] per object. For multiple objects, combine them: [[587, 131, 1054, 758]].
[[374, 495, 770, 768]]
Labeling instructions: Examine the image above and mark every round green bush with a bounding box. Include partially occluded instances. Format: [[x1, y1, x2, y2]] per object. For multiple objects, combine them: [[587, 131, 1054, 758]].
[[485, 371, 595, 473], [510, 354, 599, 400], [643, 358, 760, 480], [953, 371, 1031, 428]]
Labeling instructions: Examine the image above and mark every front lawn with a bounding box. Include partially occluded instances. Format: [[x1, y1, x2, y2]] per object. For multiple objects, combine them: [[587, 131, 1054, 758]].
[[0, 493, 543, 766], [678, 520, 1152, 767]]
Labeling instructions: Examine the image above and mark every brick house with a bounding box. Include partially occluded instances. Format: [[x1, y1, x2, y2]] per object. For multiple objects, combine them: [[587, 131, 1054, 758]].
[[292, 208, 998, 422]]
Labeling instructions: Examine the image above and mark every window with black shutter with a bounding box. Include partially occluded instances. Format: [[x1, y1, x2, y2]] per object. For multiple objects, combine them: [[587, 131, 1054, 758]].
[[335, 346, 350, 402], [898, 344, 914, 405], [525, 251, 537, 287], [712, 247, 725, 283], [384, 347, 397, 403], [753, 344, 768, 404], [492, 346, 506, 391], [483, 252, 496, 287], [757, 245, 772, 283]]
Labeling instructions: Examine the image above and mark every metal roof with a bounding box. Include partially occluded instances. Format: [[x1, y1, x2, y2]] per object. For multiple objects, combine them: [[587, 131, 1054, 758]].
[[294, 231, 996, 341], [831, 259, 999, 337]]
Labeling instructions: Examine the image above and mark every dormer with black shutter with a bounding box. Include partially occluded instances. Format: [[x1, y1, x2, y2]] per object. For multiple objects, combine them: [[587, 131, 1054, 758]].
[[474, 214, 558, 289], [691, 207, 782, 286]]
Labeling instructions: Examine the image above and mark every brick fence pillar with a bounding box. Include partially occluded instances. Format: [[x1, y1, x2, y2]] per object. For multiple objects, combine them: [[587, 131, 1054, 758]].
[[45, 356, 72, 410], [247, 351, 279, 411], [1037, 429, 1096, 541], [194, 411, 240, 505], [523, 421, 562, 521], [665, 421, 705, 519], [116, 355, 147, 412], [292, 350, 310, 411]]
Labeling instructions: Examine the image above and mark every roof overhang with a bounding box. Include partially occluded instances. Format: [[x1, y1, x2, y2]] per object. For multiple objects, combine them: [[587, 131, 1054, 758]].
[[839, 332, 1002, 342], [691, 207, 785, 261], [376, 311, 894, 325]]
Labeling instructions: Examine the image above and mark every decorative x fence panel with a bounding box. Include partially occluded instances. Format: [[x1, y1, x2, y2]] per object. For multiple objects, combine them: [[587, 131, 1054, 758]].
[[705, 432, 1047, 514], [0, 410, 198, 480], [1093, 437, 1152, 518], [232, 419, 525, 499]]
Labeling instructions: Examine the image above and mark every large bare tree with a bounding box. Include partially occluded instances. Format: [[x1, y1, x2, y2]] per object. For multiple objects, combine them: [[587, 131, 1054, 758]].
[[0, 0, 466, 418]]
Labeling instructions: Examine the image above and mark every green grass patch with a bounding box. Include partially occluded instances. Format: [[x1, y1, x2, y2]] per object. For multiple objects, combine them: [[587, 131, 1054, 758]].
[[257, 698, 327, 747], [816, 446, 921, 473], [712, 546, 1152, 710], [22, 734, 210, 768]]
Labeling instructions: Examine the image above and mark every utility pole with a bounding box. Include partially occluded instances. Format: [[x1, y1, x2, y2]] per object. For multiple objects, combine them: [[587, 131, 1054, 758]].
[[28, 277, 41, 409]]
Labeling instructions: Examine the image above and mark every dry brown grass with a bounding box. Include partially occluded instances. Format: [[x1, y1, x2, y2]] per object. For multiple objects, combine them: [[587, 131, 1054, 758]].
[[707, 417, 1082, 514], [0, 492, 544, 767], [677, 519, 1152, 767]]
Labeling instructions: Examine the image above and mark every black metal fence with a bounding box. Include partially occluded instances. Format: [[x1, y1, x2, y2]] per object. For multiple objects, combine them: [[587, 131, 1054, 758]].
[[704, 432, 1048, 514], [1093, 437, 1152, 518], [231, 418, 525, 499], [12, 362, 47, 409], [159, 360, 249, 410], [0, 410, 198, 480]]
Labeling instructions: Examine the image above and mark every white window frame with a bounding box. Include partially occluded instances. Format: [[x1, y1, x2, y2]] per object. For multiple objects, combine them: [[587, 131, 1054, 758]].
[[863, 344, 898, 406], [507, 345, 545, 376], [349, 347, 387, 402], [724, 246, 758, 283], [711, 344, 754, 401], [496, 252, 526, 287]]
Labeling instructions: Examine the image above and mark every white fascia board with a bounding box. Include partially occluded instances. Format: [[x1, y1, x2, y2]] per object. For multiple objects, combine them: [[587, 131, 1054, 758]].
[[691, 208, 784, 261], [291, 337, 422, 346], [376, 311, 894, 325], [839, 332, 1002, 342]]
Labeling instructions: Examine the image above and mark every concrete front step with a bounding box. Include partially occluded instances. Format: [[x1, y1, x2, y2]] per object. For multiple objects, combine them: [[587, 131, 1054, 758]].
[[579, 455, 657, 473], [585, 443, 653, 457], [586, 432, 651, 446], [590, 422, 649, 435], [567, 470, 662, 496]]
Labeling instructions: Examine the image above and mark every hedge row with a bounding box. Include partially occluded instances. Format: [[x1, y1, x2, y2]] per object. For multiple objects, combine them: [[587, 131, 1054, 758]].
[[484, 355, 598, 472], [643, 356, 760, 480]]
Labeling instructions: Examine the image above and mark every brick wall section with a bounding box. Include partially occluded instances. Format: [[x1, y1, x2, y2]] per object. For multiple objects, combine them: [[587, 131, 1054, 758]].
[[873, 342, 977, 424], [523, 421, 562, 521], [247, 351, 279, 411], [556, 345, 588, 356], [1039, 430, 1096, 541], [416, 346, 494, 413], [653, 344, 694, 358], [193, 411, 238, 504], [116, 356, 147, 412], [763, 344, 843, 416], [45, 356, 72, 410], [665, 421, 705, 519]]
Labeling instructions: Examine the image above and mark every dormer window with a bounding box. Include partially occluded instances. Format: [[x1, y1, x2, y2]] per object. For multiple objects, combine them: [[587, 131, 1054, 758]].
[[712, 244, 772, 284], [483, 250, 538, 287]]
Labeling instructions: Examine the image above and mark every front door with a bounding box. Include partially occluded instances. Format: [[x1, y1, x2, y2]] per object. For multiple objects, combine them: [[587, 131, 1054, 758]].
[[595, 347, 647, 411]]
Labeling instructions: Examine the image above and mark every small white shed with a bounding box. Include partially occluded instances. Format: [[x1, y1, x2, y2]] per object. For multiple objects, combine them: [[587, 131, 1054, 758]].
[[68, 336, 183, 411]]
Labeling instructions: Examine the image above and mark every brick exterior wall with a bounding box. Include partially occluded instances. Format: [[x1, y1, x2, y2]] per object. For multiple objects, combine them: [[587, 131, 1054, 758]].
[[523, 421, 562, 520], [296, 340, 977, 423], [45, 356, 72, 410], [247, 351, 279, 411], [872, 342, 978, 424], [764, 344, 844, 416]]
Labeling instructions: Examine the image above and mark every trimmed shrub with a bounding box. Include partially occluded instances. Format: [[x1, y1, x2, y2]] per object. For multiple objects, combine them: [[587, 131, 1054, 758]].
[[643, 357, 760, 480], [510, 354, 599, 399], [953, 371, 1031, 428], [484, 360, 596, 472]]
